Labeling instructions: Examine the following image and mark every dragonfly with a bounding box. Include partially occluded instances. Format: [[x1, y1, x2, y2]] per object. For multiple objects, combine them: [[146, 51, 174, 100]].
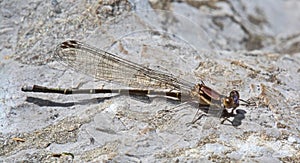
[[22, 40, 253, 125]]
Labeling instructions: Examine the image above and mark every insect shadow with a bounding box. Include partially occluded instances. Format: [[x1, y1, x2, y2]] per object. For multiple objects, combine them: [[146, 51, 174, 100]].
[[24, 93, 180, 107], [25, 94, 246, 126]]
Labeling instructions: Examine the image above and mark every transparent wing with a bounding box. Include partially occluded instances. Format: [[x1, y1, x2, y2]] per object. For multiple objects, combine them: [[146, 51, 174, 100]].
[[55, 40, 194, 92]]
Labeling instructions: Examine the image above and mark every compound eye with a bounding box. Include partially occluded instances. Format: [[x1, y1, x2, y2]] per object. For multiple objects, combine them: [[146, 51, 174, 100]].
[[225, 98, 232, 105], [222, 97, 233, 108], [225, 98, 230, 103], [230, 91, 240, 105]]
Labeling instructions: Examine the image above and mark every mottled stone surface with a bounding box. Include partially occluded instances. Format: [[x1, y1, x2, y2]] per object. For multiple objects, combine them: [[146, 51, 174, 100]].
[[1, 0, 299, 162]]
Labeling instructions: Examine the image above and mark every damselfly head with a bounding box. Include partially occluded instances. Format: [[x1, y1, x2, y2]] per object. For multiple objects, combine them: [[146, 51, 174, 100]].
[[230, 90, 240, 104], [223, 90, 240, 109]]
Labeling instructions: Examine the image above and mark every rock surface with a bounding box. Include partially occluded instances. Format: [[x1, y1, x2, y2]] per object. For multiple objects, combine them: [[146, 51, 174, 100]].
[[1, 0, 299, 162]]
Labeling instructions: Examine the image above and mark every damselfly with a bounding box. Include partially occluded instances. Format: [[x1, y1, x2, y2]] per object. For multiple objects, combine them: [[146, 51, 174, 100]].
[[22, 40, 253, 125]]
